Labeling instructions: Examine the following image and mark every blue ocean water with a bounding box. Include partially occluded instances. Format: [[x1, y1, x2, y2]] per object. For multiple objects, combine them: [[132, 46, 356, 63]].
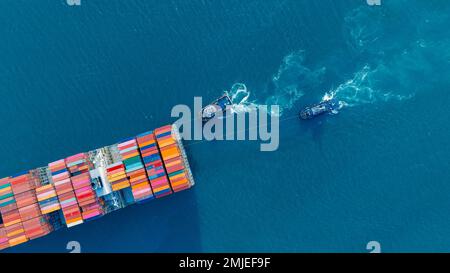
[[1, 0, 450, 252]]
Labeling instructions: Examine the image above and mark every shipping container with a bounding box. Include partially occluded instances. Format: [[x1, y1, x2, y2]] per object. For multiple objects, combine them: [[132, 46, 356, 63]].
[[154, 125, 193, 192], [5, 222, 28, 247], [136, 131, 172, 198], [0, 207, 21, 227], [9, 169, 54, 244], [106, 162, 130, 192], [0, 224, 9, 250], [35, 184, 61, 214], [18, 203, 41, 222], [15, 190, 38, 209], [118, 137, 154, 202], [0, 178, 15, 210], [9, 172, 37, 196], [65, 153, 103, 221], [49, 160, 83, 227], [22, 216, 52, 240]]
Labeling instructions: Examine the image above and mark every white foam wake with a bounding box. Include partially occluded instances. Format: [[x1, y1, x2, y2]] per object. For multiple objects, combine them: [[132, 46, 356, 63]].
[[226, 51, 325, 117], [227, 83, 261, 115], [322, 65, 414, 109]]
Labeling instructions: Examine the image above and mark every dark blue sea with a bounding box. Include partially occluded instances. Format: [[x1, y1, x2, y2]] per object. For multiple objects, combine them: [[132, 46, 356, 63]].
[[1, 0, 450, 253]]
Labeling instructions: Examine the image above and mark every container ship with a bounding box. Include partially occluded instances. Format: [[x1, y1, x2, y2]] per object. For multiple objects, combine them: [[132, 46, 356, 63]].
[[0, 124, 194, 250]]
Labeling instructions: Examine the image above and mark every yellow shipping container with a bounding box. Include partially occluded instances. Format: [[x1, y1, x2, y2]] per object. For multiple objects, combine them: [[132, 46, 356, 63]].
[[8, 236, 28, 247], [112, 181, 130, 191]]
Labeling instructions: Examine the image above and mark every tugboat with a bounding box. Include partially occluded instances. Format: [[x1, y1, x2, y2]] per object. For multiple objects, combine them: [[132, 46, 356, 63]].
[[201, 92, 233, 122], [299, 98, 340, 120]]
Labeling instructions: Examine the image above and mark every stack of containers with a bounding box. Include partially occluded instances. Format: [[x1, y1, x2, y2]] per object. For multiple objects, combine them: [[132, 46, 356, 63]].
[[35, 184, 60, 214], [0, 206, 21, 232], [0, 177, 15, 210], [71, 173, 103, 221], [0, 125, 195, 252], [136, 131, 172, 198], [66, 153, 103, 221], [118, 137, 154, 202], [9, 172, 36, 195], [0, 177, 26, 248], [4, 222, 27, 247], [154, 125, 191, 192], [106, 162, 130, 191], [21, 216, 52, 240], [0, 177, 21, 230], [0, 224, 8, 250], [65, 153, 91, 175], [49, 160, 83, 228], [0, 175, 27, 247], [10, 172, 52, 241], [7, 173, 32, 245]]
